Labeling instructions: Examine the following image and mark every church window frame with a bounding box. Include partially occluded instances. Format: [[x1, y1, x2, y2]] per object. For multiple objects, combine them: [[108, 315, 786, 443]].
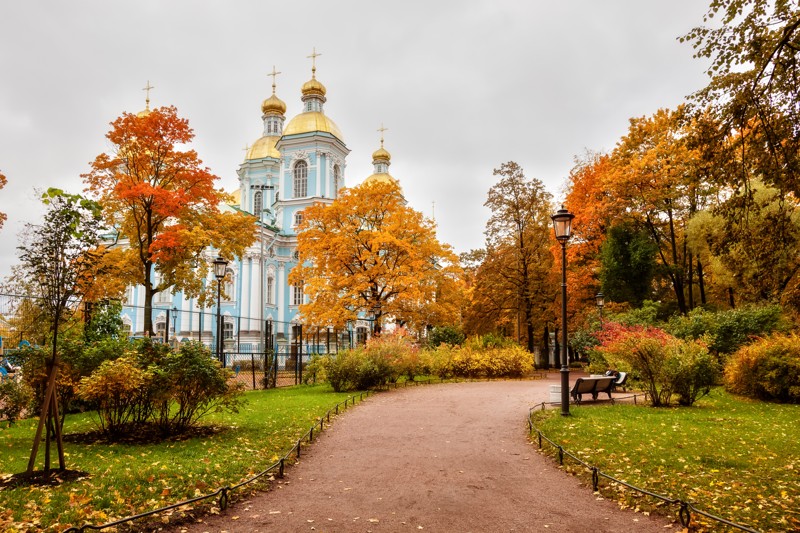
[[292, 282, 304, 306], [333, 164, 341, 196], [294, 211, 303, 227], [293, 160, 308, 198], [266, 274, 274, 305], [223, 318, 235, 340]]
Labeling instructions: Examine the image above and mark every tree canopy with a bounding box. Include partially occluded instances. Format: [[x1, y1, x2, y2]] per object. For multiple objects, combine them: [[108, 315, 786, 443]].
[[289, 180, 462, 332], [82, 106, 255, 334]]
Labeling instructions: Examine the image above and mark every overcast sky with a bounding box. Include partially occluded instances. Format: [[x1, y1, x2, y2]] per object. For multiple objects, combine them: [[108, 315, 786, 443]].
[[0, 1, 712, 281]]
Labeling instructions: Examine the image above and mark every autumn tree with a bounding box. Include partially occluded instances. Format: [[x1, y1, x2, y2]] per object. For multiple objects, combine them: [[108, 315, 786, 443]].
[[16, 189, 105, 474], [688, 179, 800, 308], [467, 162, 554, 351], [83, 106, 255, 335], [289, 180, 462, 333], [685, 0, 800, 196], [608, 106, 710, 314]]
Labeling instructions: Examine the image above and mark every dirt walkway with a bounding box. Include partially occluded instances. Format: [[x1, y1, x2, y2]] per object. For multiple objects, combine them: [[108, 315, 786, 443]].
[[172, 378, 679, 532]]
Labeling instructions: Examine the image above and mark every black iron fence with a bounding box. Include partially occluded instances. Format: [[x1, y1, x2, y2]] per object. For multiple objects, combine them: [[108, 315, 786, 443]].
[[0, 293, 374, 389]]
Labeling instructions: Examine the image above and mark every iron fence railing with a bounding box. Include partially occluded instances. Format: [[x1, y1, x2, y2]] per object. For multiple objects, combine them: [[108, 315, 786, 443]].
[[1, 293, 376, 389], [528, 395, 761, 533]]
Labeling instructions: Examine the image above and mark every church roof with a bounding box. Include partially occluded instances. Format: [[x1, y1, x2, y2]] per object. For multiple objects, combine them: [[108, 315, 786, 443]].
[[246, 135, 281, 160], [283, 111, 344, 141]]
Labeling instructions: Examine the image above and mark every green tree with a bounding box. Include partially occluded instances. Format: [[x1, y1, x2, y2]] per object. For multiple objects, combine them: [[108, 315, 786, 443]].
[[600, 222, 658, 307], [16, 188, 105, 474]]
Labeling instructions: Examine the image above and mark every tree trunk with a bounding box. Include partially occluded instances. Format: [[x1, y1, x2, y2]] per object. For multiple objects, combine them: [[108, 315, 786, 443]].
[[697, 258, 707, 305], [687, 251, 694, 310]]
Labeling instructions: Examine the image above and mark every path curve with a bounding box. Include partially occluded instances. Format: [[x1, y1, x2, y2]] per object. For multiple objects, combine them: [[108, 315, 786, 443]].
[[172, 379, 678, 532]]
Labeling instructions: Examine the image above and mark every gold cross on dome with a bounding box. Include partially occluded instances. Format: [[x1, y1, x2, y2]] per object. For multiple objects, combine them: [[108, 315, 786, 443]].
[[377, 123, 388, 147], [267, 66, 281, 94], [307, 47, 322, 76], [142, 80, 154, 110]]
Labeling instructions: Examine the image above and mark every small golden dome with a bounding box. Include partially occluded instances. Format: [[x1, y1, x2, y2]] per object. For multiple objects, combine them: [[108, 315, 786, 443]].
[[246, 136, 281, 160], [301, 77, 327, 99], [372, 146, 391, 162], [261, 94, 286, 115], [283, 112, 344, 141]]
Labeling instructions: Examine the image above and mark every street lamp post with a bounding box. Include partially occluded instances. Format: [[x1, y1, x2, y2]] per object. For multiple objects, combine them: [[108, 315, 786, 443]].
[[213, 256, 228, 367], [171, 305, 178, 347], [551, 206, 575, 416], [595, 292, 604, 327]]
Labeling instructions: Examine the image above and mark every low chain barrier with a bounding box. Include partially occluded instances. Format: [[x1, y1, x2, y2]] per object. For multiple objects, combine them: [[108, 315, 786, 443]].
[[528, 395, 760, 533], [63, 389, 379, 532]]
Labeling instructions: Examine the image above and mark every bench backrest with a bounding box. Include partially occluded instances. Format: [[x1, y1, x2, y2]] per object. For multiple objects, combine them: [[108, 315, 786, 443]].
[[571, 376, 615, 394]]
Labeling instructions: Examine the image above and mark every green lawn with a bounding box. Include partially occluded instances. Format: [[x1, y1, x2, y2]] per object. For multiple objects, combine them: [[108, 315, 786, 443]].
[[531, 388, 800, 532], [0, 384, 356, 532]]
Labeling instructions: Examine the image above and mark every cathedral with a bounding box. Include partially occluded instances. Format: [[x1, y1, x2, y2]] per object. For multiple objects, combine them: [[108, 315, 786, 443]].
[[121, 54, 400, 354]]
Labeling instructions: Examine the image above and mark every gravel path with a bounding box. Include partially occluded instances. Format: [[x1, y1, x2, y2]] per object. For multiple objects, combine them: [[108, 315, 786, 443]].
[[172, 378, 679, 532]]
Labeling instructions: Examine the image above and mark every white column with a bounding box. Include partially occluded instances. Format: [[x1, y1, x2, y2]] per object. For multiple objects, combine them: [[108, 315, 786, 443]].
[[240, 256, 251, 331], [277, 262, 286, 324]]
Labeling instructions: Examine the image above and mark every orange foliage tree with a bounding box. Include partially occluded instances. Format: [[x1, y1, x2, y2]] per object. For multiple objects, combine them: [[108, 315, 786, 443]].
[[289, 181, 462, 333], [83, 106, 255, 335], [563, 152, 617, 314]]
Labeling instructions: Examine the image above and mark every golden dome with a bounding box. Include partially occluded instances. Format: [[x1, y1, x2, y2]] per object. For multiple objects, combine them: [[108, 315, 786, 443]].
[[372, 146, 391, 162], [283, 112, 344, 140], [246, 135, 281, 160], [364, 173, 400, 187], [261, 94, 286, 115], [301, 77, 327, 99]]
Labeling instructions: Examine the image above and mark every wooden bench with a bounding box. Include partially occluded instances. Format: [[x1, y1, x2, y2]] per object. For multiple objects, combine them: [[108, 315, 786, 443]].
[[570, 376, 616, 403]]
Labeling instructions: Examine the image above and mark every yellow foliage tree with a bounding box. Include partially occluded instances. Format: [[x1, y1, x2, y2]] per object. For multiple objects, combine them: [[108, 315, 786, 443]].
[[289, 181, 462, 333]]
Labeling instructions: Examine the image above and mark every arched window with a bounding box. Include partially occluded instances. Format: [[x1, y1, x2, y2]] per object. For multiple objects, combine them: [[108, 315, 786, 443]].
[[293, 160, 308, 198], [294, 211, 303, 227], [223, 319, 234, 340], [333, 164, 341, 196], [266, 275, 274, 305], [253, 191, 263, 217]]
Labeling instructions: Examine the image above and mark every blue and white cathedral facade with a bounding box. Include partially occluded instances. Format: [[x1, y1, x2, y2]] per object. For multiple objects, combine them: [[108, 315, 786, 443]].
[[121, 59, 399, 352]]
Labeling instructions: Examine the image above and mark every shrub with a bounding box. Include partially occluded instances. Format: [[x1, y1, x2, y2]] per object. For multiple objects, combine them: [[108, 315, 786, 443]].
[[668, 304, 785, 355], [321, 347, 398, 392], [425, 341, 533, 379], [0, 379, 33, 425], [428, 325, 465, 347], [724, 332, 800, 403], [594, 322, 716, 407], [77, 356, 150, 435], [152, 342, 244, 432], [672, 341, 720, 406], [303, 354, 327, 385]]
